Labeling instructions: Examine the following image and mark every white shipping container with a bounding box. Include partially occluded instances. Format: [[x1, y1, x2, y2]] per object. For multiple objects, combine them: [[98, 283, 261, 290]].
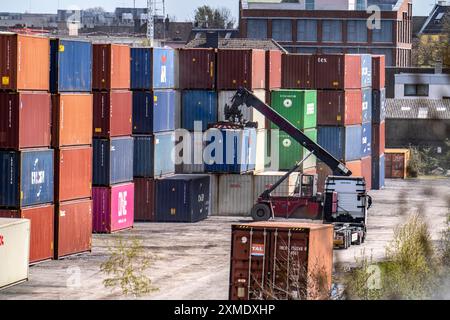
[[0, 218, 30, 290], [218, 90, 267, 129], [175, 133, 205, 174], [253, 172, 301, 200], [209, 174, 219, 216], [218, 175, 254, 216], [255, 129, 268, 173]]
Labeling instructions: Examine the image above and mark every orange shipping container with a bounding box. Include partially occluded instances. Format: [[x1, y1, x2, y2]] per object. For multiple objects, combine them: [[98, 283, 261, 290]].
[[346, 160, 363, 177], [0, 34, 50, 91], [361, 156, 372, 190], [52, 93, 93, 148], [92, 44, 130, 90]]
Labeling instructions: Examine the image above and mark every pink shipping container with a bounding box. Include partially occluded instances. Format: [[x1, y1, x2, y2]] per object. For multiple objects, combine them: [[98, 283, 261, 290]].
[[314, 54, 361, 90], [93, 183, 134, 234], [266, 50, 282, 90], [361, 156, 372, 191], [372, 55, 386, 90]]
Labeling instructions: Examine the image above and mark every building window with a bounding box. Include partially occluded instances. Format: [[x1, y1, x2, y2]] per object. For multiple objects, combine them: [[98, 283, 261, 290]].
[[347, 20, 368, 43], [322, 20, 343, 42], [322, 47, 343, 54], [305, 0, 314, 10], [372, 20, 393, 43], [297, 19, 317, 42], [272, 19, 292, 42], [247, 19, 267, 40], [404, 84, 429, 97]]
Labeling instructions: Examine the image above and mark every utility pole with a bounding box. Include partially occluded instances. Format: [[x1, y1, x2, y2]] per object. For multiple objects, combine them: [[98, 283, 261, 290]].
[[147, 0, 154, 46]]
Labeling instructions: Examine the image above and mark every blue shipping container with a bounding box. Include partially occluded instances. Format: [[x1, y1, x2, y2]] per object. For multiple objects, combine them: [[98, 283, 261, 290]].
[[132, 90, 177, 134], [175, 134, 205, 174], [318, 126, 361, 162], [372, 154, 385, 190], [133, 135, 154, 178], [130, 48, 175, 90], [50, 39, 92, 93], [361, 54, 372, 88], [362, 88, 373, 123], [93, 137, 134, 186], [155, 175, 210, 223], [361, 122, 372, 157], [154, 132, 176, 177], [0, 149, 54, 208], [204, 128, 255, 174], [182, 91, 218, 131], [372, 88, 386, 124]]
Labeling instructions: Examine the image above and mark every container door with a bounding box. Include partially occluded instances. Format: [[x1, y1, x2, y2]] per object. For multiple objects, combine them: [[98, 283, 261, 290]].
[[391, 154, 405, 179], [385, 153, 393, 178]]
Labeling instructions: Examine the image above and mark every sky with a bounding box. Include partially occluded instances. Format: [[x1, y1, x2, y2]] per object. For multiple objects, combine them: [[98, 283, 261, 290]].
[[0, 0, 439, 21]]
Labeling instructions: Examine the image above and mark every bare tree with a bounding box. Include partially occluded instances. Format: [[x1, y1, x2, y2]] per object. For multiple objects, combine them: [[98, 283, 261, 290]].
[[194, 5, 235, 29]]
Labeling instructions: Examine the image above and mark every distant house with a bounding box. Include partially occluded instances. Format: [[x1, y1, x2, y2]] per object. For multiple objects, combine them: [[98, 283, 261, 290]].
[[186, 36, 286, 51], [394, 73, 450, 99]]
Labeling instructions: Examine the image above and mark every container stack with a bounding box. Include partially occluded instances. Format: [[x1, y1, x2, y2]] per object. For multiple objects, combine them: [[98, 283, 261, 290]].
[[50, 39, 94, 259], [0, 34, 55, 264], [92, 44, 134, 233], [130, 47, 178, 222], [371, 55, 386, 190]]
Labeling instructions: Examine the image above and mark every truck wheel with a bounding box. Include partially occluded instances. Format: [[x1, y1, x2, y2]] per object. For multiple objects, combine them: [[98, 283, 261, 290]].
[[251, 204, 271, 221]]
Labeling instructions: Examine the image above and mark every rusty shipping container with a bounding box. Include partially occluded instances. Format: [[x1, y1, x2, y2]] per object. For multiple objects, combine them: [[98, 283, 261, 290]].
[[317, 90, 362, 126], [0, 92, 51, 150], [92, 44, 130, 91], [266, 50, 282, 90], [0, 205, 54, 264], [372, 121, 386, 158], [54, 199, 92, 260], [282, 54, 315, 89], [385, 149, 410, 179], [178, 48, 216, 89], [230, 222, 334, 300], [134, 178, 155, 222], [0, 34, 49, 91], [54, 146, 92, 202], [93, 91, 132, 138], [314, 54, 361, 90], [52, 93, 93, 148], [361, 156, 372, 191], [217, 49, 266, 90], [372, 55, 386, 90]]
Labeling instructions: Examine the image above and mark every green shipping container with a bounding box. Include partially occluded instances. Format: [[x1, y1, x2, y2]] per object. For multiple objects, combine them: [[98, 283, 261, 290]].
[[271, 129, 317, 171], [270, 90, 317, 130]]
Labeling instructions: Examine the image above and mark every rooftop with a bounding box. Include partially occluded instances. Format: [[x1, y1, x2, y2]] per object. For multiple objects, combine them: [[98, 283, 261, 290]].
[[386, 99, 450, 119], [185, 38, 286, 51], [419, 3, 450, 35]]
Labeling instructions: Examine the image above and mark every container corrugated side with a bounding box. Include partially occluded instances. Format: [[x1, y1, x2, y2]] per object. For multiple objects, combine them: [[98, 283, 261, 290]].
[[0, 92, 51, 150], [275, 129, 317, 171], [266, 50, 282, 90], [182, 90, 218, 131], [372, 55, 386, 90], [372, 121, 385, 158], [361, 156, 372, 191], [92, 44, 130, 90], [372, 88, 386, 124], [372, 154, 385, 190], [0, 218, 30, 289], [93, 91, 132, 138], [282, 54, 315, 89], [218, 175, 254, 216], [361, 123, 372, 158], [175, 133, 205, 174], [317, 90, 362, 126], [134, 178, 155, 222], [50, 39, 92, 93], [314, 54, 361, 90], [179, 48, 216, 90], [318, 126, 361, 162], [360, 54, 372, 88], [154, 132, 176, 177], [254, 172, 301, 199], [362, 88, 373, 124]]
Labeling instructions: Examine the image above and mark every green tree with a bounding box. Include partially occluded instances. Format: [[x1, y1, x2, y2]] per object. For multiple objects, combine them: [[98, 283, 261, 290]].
[[194, 5, 235, 29]]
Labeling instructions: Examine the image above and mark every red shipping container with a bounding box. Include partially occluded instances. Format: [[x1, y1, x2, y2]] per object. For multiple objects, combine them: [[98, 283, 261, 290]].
[[266, 50, 282, 90], [361, 156, 372, 191], [217, 49, 266, 90], [282, 54, 315, 89], [315, 54, 361, 90], [0, 34, 50, 91], [134, 178, 155, 222], [317, 162, 333, 193], [92, 44, 130, 90], [55, 199, 92, 259], [372, 55, 386, 90], [93, 91, 132, 138], [317, 90, 362, 126], [179, 48, 216, 89], [52, 93, 93, 148], [372, 121, 386, 158], [0, 92, 51, 150], [0, 205, 54, 264], [55, 146, 93, 202]]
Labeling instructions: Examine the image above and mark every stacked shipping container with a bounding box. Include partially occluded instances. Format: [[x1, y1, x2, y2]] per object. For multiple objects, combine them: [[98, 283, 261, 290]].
[[50, 39, 93, 258], [92, 44, 134, 233], [0, 34, 54, 264]]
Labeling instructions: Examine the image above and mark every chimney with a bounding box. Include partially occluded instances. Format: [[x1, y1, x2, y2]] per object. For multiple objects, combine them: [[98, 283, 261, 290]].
[[205, 32, 220, 49], [165, 15, 170, 32]]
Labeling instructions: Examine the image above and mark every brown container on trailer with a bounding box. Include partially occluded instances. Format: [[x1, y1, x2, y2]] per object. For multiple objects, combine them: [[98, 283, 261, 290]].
[[52, 93, 93, 148], [217, 49, 266, 90], [282, 54, 315, 89], [134, 178, 155, 222], [230, 222, 333, 300], [317, 162, 333, 193], [372, 121, 386, 158], [0, 92, 51, 150], [315, 54, 361, 90], [179, 48, 216, 89], [372, 55, 386, 90], [385, 149, 410, 179], [92, 44, 130, 90], [55, 146, 93, 202], [55, 199, 92, 260], [93, 91, 132, 138], [346, 160, 362, 177], [0, 205, 54, 264], [361, 156, 372, 191], [0, 34, 50, 91], [317, 90, 362, 126], [266, 50, 282, 90]]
